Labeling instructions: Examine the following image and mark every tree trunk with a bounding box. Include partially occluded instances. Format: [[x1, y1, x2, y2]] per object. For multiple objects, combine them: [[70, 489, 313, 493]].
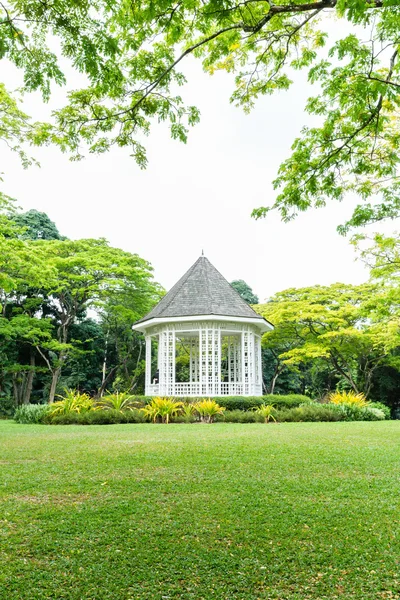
[[268, 360, 283, 395], [23, 351, 35, 405], [269, 371, 280, 395], [330, 353, 360, 394], [97, 364, 118, 398], [12, 374, 23, 406], [49, 366, 62, 403], [101, 330, 109, 393]]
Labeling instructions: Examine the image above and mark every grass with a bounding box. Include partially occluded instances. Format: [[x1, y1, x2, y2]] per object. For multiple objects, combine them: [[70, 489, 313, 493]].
[[1, 421, 399, 600]]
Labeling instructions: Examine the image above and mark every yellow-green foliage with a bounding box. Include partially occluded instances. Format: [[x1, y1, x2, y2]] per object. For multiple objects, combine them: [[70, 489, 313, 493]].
[[95, 392, 138, 413], [50, 389, 93, 415], [329, 391, 369, 408], [181, 403, 197, 420], [194, 399, 225, 423], [254, 403, 277, 423], [141, 397, 183, 424]]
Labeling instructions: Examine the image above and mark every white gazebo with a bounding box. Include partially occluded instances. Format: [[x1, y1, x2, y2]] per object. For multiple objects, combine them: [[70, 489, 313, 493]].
[[132, 255, 273, 397]]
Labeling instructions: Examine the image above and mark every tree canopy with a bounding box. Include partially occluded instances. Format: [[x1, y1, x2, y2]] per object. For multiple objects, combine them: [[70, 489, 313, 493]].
[[230, 279, 259, 304], [13, 210, 64, 240], [0, 202, 162, 405], [256, 279, 400, 397], [1, 1, 399, 230]]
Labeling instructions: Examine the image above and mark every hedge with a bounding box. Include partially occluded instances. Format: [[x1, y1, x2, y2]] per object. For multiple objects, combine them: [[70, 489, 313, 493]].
[[135, 394, 313, 411], [46, 409, 147, 425]]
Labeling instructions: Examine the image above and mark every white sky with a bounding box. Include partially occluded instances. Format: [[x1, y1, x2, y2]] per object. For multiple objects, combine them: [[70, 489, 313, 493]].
[[1, 41, 382, 302]]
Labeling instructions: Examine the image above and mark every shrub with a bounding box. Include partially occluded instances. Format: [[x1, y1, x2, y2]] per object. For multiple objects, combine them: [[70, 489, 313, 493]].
[[276, 405, 343, 423], [222, 410, 262, 423], [50, 389, 94, 415], [369, 402, 391, 420], [141, 397, 183, 423], [263, 394, 313, 408], [47, 409, 146, 425], [329, 391, 369, 408], [172, 414, 197, 424], [193, 399, 225, 423], [361, 407, 386, 421], [95, 392, 139, 413], [326, 404, 386, 422], [219, 395, 313, 411], [14, 404, 50, 424], [0, 396, 16, 419], [253, 404, 277, 423], [211, 396, 264, 411], [180, 403, 197, 423]]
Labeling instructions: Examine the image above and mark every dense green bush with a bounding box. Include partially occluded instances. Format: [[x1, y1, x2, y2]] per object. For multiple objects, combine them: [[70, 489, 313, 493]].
[[172, 414, 196, 424], [0, 396, 16, 419], [369, 402, 391, 420], [221, 410, 263, 423], [47, 409, 146, 425], [334, 404, 385, 422], [276, 405, 343, 422], [14, 404, 50, 424]]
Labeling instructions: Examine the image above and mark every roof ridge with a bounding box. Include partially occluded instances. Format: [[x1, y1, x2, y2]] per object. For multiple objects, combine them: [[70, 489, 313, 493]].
[[205, 256, 261, 318], [155, 256, 201, 315], [202, 257, 213, 315]]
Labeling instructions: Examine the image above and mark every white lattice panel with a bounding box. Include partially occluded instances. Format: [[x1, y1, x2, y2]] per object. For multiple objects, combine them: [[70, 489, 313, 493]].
[[145, 321, 263, 397]]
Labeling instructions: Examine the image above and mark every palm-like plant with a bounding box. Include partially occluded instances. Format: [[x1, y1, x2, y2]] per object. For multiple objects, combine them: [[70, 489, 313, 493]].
[[140, 401, 159, 423], [329, 391, 369, 408], [254, 403, 277, 423], [194, 399, 225, 423], [140, 397, 183, 424], [95, 392, 138, 413], [181, 403, 197, 422], [50, 389, 93, 415]]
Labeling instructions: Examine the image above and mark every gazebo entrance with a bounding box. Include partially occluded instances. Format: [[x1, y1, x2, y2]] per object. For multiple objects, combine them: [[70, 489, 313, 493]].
[[144, 320, 263, 397]]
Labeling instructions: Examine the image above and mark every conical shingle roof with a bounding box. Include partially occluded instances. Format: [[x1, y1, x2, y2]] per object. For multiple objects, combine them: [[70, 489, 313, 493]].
[[134, 256, 269, 327]]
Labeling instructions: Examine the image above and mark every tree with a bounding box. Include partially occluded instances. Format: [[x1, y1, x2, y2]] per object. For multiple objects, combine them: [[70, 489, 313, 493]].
[[98, 283, 164, 397], [354, 232, 400, 284], [256, 282, 400, 397], [35, 238, 161, 402], [261, 324, 304, 395], [230, 280, 259, 304], [13, 210, 64, 240], [0, 202, 57, 404], [0, 199, 162, 404], [2, 2, 399, 231], [59, 319, 107, 396]]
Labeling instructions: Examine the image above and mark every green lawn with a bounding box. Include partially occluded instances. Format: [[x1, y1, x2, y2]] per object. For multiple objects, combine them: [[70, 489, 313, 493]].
[[1, 421, 399, 600]]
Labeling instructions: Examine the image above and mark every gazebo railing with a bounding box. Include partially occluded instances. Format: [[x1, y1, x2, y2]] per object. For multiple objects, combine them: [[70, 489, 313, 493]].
[[146, 382, 262, 397]]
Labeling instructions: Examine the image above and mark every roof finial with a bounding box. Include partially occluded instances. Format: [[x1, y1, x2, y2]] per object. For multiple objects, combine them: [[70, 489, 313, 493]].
[[201, 249, 204, 257]]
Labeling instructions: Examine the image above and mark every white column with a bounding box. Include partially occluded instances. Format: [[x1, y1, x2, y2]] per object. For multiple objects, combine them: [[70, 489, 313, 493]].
[[190, 337, 194, 383], [249, 331, 255, 395], [159, 328, 168, 396], [255, 334, 262, 395], [242, 329, 249, 396], [217, 327, 221, 396], [228, 336, 232, 383], [167, 328, 175, 396], [145, 335, 152, 395], [209, 326, 219, 396], [157, 334, 161, 371], [200, 326, 208, 395], [191, 336, 198, 382]]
